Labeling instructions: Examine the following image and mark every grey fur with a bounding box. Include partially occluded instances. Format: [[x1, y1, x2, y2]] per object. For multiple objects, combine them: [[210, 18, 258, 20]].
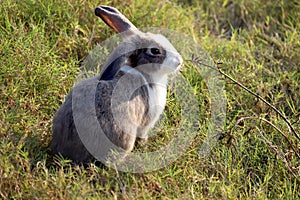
[[51, 72, 148, 163], [51, 6, 182, 163]]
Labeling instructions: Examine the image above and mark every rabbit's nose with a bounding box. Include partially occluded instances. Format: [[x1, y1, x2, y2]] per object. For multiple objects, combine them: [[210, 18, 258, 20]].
[[176, 55, 183, 66], [171, 53, 183, 67]]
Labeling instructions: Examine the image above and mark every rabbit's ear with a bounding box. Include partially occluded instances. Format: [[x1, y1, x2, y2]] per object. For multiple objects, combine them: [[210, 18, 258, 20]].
[[95, 5, 138, 33]]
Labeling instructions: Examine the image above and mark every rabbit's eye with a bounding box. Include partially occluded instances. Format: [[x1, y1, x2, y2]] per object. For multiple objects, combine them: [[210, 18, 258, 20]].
[[148, 48, 161, 56]]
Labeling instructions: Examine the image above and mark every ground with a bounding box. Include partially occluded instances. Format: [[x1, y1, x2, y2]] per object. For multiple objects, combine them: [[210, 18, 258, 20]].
[[0, 0, 299, 199]]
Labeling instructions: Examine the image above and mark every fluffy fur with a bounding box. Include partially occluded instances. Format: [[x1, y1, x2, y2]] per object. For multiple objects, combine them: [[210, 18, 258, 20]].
[[51, 6, 182, 163]]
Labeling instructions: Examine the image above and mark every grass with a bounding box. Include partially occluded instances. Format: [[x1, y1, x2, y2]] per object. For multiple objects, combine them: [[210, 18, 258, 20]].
[[1, 0, 299, 199]]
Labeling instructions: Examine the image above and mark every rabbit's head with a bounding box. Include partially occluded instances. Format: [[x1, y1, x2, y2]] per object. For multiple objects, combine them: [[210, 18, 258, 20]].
[[95, 5, 183, 82]]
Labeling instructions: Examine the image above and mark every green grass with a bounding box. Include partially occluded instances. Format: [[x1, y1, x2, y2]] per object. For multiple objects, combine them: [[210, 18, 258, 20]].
[[1, 0, 299, 199]]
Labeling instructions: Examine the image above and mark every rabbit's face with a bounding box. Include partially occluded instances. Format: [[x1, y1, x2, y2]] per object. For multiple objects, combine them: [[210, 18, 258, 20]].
[[125, 33, 182, 77]]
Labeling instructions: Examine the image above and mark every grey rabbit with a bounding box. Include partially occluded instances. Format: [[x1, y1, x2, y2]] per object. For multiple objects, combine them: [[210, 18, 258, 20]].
[[51, 5, 183, 163]]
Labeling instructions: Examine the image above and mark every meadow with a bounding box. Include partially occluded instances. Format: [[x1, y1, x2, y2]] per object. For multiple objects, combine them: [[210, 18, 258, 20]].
[[1, 0, 299, 199]]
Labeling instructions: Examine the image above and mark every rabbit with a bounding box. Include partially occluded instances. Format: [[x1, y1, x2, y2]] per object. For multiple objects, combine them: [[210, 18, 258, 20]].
[[51, 5, 183, 164]]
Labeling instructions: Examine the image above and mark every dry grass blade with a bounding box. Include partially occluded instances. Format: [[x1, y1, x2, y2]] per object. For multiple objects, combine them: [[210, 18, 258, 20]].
[[186, 57, 300, 142], [235, 116, 300, 159], [255, 126, 297, 178]]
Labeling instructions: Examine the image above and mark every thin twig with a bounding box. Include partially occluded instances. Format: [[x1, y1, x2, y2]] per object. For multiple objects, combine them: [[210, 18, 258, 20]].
[[236, 116, 300, 159], [255, 126, 297, 178], [186, 57, 300, 142]]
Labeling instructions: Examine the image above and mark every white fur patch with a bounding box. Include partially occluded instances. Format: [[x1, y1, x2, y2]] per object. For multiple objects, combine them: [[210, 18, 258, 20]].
[[119, 65, 167, 129], [118, 34, 183, 138]]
